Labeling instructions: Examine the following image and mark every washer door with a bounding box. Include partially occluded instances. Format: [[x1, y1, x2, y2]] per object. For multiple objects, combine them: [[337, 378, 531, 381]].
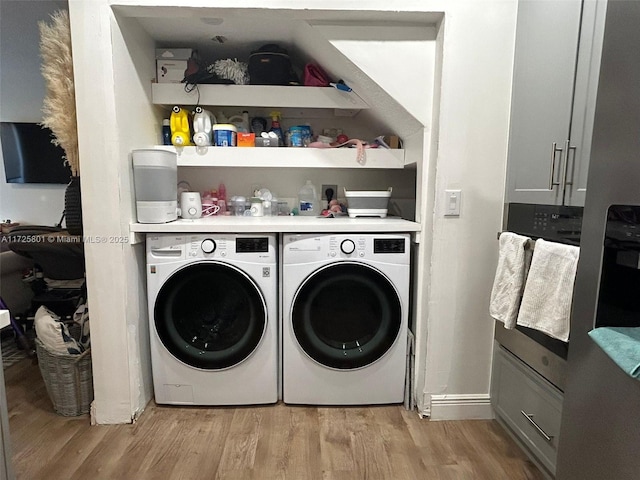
[[154, 262, 266, 370], [291, 262, 402, 370]]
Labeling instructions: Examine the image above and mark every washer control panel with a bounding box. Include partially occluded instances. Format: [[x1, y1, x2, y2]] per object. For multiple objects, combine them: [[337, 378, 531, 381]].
[[148, 234, 276, 263]]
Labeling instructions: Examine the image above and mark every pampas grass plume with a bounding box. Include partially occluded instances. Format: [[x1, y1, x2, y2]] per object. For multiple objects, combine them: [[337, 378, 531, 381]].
[[39, 10, 79, 177]]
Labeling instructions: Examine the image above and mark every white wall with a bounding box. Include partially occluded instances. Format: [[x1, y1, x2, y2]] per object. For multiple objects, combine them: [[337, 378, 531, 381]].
[[0, 0, 68, 226], [68, 0, 516, 423], [307, 1, 517, 418], [420, 1, 516, 419], [67, 0, 158, 423]]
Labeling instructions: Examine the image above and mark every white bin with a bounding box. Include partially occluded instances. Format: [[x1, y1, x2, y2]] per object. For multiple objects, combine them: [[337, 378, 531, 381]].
[[344, 187, 392, 218]]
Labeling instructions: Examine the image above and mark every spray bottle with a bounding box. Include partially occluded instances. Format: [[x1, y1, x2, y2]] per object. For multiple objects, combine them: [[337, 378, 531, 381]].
[[170, 106, 193, 146], [269, 111, 284, 146]]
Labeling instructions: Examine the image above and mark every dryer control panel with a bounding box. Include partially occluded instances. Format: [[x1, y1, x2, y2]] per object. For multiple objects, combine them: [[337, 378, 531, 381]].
[[283, 233, 410, 265]]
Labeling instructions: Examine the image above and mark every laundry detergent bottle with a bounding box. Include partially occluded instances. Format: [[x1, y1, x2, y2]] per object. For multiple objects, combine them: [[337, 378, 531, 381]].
[[298, 180, 319, 216], [170, 106, 193, 146], [192, 107, 216, 146], [269, 111, 284, 146], [227, 110, 250, 133]]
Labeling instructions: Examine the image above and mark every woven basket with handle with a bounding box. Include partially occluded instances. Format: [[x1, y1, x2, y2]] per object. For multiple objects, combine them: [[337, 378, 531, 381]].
[[35, 337, 93, 416]]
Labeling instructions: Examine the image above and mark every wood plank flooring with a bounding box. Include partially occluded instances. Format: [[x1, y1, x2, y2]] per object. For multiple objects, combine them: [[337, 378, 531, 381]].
[[5, 358, 544, 480]]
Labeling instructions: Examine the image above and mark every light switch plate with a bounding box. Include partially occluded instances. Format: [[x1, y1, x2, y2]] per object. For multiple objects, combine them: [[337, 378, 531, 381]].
[[444, 189, 461, 216]]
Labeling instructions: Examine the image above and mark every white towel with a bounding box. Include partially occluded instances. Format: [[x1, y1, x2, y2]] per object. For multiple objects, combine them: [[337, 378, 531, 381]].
[[516, 239, 580, 341], [490, 232, 531, 329]]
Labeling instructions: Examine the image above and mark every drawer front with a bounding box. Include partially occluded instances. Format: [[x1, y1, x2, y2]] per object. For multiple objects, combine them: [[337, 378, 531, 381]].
[[493, 347, 563, 475]]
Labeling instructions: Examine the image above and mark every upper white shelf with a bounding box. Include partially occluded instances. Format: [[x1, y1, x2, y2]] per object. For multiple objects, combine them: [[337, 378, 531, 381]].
[[151, 83, 369, 110], [156, 146, 409, 169], [130, 216, 421, 234]]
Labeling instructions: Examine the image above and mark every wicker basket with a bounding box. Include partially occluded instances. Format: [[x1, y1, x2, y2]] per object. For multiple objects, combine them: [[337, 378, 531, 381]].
[[35, 338, 93, 416]]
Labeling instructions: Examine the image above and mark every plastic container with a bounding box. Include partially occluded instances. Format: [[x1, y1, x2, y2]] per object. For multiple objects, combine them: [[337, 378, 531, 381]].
[[232, 196, 246, 216], [212, 124, 237, 147], [192, 107, 215, 146], [217, 183, 227, 214], [161, 119, 171, 145], [286, 125, 311, 147], [170, 106, 193, 146], [250, 197, 264, 217], [344, 187, 392, 218], [227, 111, 250, 133], [298, 180, 319, 216]]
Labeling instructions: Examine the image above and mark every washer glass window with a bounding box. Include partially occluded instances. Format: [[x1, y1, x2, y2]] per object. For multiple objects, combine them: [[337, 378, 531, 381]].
[[292, 263, 401, 369], [155, 263, 266, 369]]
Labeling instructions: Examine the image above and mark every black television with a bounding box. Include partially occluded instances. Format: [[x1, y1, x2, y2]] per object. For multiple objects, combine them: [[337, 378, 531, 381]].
[[0, 122, 72, 184]]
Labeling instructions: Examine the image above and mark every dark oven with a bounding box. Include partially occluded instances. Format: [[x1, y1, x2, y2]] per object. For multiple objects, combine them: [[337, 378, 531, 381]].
[[494, 203, 583, 391]]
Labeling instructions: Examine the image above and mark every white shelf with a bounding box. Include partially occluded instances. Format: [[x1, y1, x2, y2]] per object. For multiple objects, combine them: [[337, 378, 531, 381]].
[[130, 216, 420, 234], [151, 83, 369, 111], [155, 145, 408, 169]]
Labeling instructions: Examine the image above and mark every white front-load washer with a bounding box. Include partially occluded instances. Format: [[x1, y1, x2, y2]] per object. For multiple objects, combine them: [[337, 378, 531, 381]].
[[282, 233, 410, 405], [146, 233, 277, 405]]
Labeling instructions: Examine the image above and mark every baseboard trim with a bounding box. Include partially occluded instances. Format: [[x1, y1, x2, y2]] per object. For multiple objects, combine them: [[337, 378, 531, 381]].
[[428, 394, 494, 420]]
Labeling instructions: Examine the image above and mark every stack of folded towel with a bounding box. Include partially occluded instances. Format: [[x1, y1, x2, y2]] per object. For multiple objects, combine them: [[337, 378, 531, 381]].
[[490, 233, 580, 341]]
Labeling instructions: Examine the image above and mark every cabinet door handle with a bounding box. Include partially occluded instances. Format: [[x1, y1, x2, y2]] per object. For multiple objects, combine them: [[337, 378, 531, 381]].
[[520, 410, 553, 442], [562, 140, 577, 189], [549, 142, 563, 190]]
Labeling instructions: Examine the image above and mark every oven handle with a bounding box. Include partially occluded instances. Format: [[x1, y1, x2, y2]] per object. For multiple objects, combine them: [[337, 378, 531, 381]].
[[520, 410, 553, 442]]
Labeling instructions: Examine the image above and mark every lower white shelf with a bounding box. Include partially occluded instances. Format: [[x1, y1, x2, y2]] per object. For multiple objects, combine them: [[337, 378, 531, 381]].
[[153, 145, 408, 169], [130, 216, 420, 234]]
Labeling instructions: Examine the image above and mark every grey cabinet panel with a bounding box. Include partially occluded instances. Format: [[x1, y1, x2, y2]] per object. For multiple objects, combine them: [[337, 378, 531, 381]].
[[492, 346, 563, 477], [507, 0, 582, 206], [565, 0, 607, 206], [506, 0, 606, 207]]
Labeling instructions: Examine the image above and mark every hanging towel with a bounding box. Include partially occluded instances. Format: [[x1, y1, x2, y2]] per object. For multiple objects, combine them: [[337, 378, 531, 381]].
[[489, 232, 531, 329], [588, 327, 640, 379], [516, 239, 580, 341]]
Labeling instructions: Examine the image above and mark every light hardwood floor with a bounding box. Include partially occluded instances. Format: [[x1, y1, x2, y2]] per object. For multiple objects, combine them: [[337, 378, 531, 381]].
[[6, 358, 543, 480]]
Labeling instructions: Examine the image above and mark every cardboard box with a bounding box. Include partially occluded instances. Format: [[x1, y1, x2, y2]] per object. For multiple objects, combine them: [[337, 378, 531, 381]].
[[156, 48, 192, 84], [237, 133, 256, 147], [383, 135, 401, 149]]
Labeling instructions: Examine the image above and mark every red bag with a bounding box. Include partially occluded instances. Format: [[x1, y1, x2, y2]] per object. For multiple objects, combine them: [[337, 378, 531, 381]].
[[303, 63, 331, 87]]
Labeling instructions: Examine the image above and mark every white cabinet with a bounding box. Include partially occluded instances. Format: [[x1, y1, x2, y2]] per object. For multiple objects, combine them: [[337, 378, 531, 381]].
[[506, 0, 605, 206]]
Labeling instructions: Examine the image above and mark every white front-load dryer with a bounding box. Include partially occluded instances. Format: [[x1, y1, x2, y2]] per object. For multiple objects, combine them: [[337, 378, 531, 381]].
[[282, 233, 410, 405], [146, 233, 277, 405]]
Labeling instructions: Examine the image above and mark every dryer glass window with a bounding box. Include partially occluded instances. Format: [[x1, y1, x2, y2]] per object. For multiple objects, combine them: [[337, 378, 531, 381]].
[[154, 263, 266, 370], [292, 263, 401, 369]]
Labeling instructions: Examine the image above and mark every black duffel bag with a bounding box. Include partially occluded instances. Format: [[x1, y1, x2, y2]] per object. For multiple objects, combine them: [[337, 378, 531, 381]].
[[248, 44, 299, 86]]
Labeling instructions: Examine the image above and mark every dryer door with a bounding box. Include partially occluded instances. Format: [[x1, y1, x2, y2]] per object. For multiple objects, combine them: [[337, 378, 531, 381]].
[[291, 262, 402, 369], [154, 262, 266, 370]]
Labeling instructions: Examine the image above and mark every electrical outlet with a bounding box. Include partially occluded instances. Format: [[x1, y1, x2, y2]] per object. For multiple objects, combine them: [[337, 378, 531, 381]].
[[321, 184, 338, 200]]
